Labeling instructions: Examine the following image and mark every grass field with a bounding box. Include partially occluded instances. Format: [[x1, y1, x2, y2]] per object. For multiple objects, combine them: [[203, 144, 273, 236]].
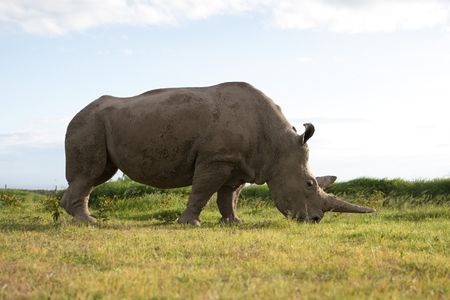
[[0, 180, 449, 299]]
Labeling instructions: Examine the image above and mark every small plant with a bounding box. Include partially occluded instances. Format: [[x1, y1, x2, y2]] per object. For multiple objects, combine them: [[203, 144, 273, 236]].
[[367, 190, 385, 206], [96, 196, 116, 221], [42, 194, 61, 223], [248, 198, 269, 215], [0, 192, 22, 207]]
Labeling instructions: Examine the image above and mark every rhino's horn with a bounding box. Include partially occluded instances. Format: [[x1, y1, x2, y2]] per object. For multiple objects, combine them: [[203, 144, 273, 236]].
[[323, 195, 376, 213]]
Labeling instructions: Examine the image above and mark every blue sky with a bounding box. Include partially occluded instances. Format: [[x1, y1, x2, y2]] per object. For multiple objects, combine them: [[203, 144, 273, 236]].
[[1, 0, 450, 189]]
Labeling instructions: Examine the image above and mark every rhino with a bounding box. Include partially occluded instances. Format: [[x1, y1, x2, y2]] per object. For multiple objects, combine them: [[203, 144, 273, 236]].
[[61, 82, 374, 225]]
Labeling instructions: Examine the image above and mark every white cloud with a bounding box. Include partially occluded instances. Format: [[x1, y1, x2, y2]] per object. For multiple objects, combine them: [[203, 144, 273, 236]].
[[0, 0, 449, 35], [0, 117, 69, 149], [0, 0, 257, 35], [272, 0, 450, 32]]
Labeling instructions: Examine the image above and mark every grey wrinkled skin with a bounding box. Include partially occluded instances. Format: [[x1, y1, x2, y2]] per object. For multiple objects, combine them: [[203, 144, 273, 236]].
[[61, 82, 374, 225]]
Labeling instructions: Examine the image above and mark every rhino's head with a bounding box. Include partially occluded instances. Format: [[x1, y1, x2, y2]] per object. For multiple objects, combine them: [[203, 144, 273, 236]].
[[267, 123, 375, 223]]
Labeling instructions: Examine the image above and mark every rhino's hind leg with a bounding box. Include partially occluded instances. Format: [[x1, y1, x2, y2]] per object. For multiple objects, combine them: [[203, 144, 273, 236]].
[[217, 184, 245, 224], [60, 179, 96, 222], [61, 159, 118, 223], [178, 162, 234, 226], [62, 116, 118, 222]]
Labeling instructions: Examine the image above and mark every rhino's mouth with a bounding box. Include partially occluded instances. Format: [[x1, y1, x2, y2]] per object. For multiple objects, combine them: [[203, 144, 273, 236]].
[[290, 211, 323, 223], [295, 215, 322, 223]]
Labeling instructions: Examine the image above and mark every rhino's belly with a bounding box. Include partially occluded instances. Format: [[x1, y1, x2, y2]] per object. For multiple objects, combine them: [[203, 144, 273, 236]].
[[105, 129, 198, 188], [110, 145, 196, 188], [101, 99, 205, 188], [122, 163, 195, 189]]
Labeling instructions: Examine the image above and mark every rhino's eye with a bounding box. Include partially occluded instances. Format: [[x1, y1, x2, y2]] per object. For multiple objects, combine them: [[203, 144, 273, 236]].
[[306, 180, 314, 188]]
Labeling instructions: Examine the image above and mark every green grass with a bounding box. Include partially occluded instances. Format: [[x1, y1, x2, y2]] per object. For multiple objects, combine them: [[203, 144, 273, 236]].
[[0, 187, 449, 299]]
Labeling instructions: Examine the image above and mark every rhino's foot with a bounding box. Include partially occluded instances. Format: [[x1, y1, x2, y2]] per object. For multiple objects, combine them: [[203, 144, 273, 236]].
[[220, 216, 243, 224], [73, 214, 97, 223], [177, 214, 201, 226]]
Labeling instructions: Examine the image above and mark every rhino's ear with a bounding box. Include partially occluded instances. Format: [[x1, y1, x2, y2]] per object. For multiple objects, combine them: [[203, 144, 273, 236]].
[[299, 123, 315, 145], [316, 176, 337, 189]]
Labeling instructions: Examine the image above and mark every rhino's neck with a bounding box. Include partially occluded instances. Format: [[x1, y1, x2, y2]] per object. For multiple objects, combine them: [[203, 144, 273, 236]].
[[251, 109, 295, 185], [225, 87, 296, 185]]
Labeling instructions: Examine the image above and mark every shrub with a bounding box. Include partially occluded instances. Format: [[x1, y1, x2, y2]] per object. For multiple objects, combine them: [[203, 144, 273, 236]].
[[41, 194, 61, 223], [0, 191, 23, 207], [326, 177, 450, 198]]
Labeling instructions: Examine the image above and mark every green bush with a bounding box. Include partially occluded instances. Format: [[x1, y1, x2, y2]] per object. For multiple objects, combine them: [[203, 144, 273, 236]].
[[55, 177, 190, 207], [326, 177, 450, 197], [240, 184, 271, 201]]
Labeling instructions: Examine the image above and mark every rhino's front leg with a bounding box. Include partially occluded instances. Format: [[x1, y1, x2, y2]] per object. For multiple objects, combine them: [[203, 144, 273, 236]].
[[178, 161, 233, 226], [217, 184, 244, 224]]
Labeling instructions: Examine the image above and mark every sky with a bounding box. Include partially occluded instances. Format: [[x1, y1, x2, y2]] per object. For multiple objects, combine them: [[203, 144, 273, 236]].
[[1, 0, 450, 189]]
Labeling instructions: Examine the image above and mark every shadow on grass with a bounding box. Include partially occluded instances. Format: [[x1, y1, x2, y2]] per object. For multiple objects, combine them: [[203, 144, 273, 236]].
[[114, 207, 290, 229], [0, 217, 315, 232], [99, 214, 290, 230], [116, 208, 182, 223], [0, 222, 58, 232], [0, 209, 330, 232]]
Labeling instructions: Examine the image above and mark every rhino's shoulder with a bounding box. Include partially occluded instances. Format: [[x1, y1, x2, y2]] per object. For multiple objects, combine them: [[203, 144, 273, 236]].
[[213, 81, 258, 93], [216, 81, 255, 88], [137, 88, 171, 97], [214, 82, 277, 107]]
